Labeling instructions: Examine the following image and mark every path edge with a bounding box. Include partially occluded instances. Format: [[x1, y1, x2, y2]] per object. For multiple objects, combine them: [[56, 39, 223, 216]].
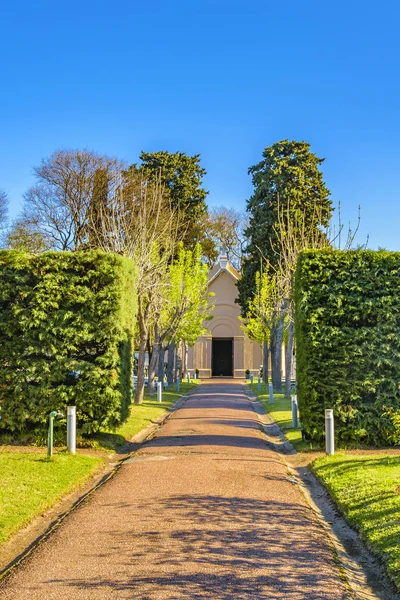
[[0, 385, 198, 583]]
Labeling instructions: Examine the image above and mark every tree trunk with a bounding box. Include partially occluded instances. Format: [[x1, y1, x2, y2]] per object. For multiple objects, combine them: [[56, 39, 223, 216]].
[[271, 314, 284, 392], [167, 340, 175, 386], [135, 299, 148, 405], [284, 320, 295, 398], [135, 325, 147, 404], [176, 342, 183, 381], [147, 322, 160, 396], [158, 345, 166, 387], [262, 339, 269, 384], [182, 341, 188, 379]]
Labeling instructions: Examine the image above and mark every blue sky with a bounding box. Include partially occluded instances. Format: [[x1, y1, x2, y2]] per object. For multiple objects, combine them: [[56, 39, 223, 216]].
[[1, 0, 399, 249]]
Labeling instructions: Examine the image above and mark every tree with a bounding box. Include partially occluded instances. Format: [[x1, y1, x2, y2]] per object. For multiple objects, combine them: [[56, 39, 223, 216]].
[[237, 140, 333, 390], [6, 218, 49, 253], [23, 149, 122, 250], [238, 139, 332, 312], [0, 189, 8, 227], [240, 269, 280, 384], [0, 189, 9, 247], [89, 167, 182, 404], [137, 151, 209, 252], [203, 206, 248, 270], [147, 243, 211, 394]]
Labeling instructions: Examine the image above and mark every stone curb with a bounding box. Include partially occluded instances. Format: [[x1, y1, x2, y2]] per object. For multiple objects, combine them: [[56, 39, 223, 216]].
[[0, 385, 197, 582]]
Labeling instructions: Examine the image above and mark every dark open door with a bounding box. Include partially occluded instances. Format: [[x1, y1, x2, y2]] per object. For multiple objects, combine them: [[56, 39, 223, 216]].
[[212, 338, 233, 377]]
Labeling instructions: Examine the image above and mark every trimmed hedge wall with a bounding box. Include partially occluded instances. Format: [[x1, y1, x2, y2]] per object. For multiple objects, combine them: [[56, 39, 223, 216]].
[[0, 250, 137, 434], [295, 249, 400, 445]]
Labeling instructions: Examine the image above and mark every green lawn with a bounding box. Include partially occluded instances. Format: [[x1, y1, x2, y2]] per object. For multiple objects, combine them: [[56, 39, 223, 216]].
[[90, 381, 199, 450], [0, 451, 104, 544], [313, 454, 400, 588], [246, 382, 313, 451]]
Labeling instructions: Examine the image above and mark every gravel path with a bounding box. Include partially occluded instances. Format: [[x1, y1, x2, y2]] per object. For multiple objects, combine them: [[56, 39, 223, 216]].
[[0, 381, 350, 599]]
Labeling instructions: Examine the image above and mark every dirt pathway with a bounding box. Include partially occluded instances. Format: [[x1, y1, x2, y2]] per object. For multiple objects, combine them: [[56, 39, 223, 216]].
[[0, 382, 351, 599]]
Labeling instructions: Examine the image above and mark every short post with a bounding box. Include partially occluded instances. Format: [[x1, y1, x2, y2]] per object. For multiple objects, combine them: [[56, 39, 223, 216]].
[[257, 375, 261, 392], [269, 382, 274, 404], [176, 377, 180, 393], [250, 374, 254, 385], [47, 410, 59, 457], [187, 372, 191, 384], [325, 409, 335, 455], [67, 406, 76, 455], [291, 395, 298, 428], [157, 381, 162, 403]]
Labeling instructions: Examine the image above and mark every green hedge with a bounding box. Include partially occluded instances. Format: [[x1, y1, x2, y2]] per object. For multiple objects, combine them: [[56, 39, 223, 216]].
[[0, 250, 137, 434], [295, 249, 400, 445]]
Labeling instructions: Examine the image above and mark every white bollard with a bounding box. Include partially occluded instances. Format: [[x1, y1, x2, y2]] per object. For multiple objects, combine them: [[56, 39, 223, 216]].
[[291, 395, 298, 428], [325, 409, 335, 455], [157, 381, 162, 403], [67, 406, 76, 455], [257, 375, 261, 392], [188, 372, 191, 384], [269, 382, 274, 405]]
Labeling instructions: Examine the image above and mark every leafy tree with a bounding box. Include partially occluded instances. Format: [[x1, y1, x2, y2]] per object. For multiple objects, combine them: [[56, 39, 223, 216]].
[[147, 243, 212, 394], [237, 139, 333, 390], [137, 151, 209, 251], [240, 269, 280, 384], [238, 139, 332, 312]]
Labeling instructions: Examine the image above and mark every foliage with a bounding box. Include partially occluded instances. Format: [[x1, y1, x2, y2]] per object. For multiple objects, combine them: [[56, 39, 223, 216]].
[[313, 454, 400, 588], [137, 150, 209, 252], [240, 268, 279, 345], [0, 451, 103, 544], [238, 139, 332, 314], [295, 248, 400, 445], [0, 250, 137, 433], [168, 243, 212, 345], [6, 218, 49, 253]]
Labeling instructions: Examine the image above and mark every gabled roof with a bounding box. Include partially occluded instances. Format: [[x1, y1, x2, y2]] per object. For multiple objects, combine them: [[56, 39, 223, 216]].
[[208, 256, 241, 286]]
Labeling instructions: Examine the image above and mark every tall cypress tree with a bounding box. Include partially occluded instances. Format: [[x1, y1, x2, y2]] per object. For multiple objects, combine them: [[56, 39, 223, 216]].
[[237, 139, 332, 313]]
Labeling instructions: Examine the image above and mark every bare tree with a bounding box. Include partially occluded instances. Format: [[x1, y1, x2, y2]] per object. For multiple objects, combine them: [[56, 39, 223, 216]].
[[90, 168, 184, 404], [23, 149, 122, 250], [0, 189, 8, 226], [0, 189, 9, 246], [204, 206, 248, 269], [274, 198, 363, 397]]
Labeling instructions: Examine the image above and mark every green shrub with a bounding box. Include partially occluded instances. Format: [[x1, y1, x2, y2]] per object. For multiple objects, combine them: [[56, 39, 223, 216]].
[[0, 250, 137, 434], [295, 249, 400, 445]]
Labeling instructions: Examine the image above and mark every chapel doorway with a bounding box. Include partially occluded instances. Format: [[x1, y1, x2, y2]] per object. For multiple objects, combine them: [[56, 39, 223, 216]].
[[212, 338, 233, 377]]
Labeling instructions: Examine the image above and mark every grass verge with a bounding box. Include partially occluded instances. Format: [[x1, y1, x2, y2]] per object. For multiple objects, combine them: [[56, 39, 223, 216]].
[[0, 451, 104, 544], [90, 381, 199, 450], [313, 453, 400, 589], [246, 382, 314, 451]]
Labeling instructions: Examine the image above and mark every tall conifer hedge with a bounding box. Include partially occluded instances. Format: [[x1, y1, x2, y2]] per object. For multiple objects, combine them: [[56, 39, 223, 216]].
[[0, 250, 137, 434], [295, 249, 400, 445]]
